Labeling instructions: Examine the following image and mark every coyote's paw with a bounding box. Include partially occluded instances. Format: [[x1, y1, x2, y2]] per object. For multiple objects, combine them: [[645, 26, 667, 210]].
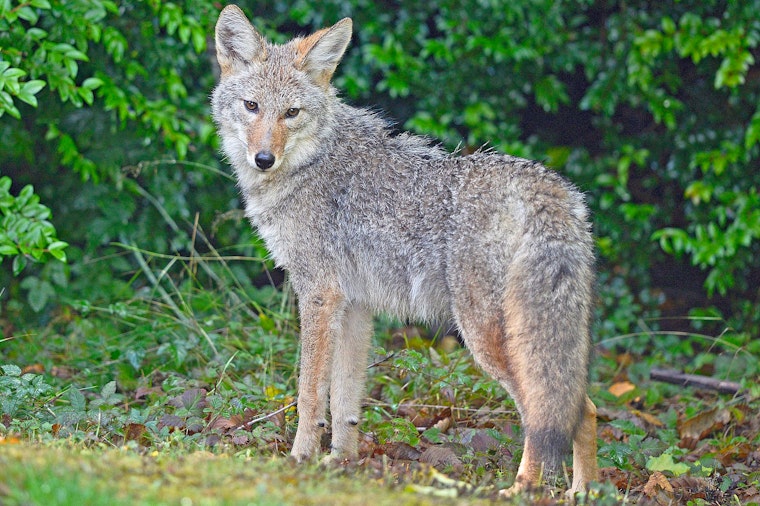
[[497, 486, 520, 499], [290, 422, 325, 463], [565, 483, 587, 503], [498, 479, 534, 499], [289, 450, 314, 464], [290, 440, 319, 464], [320, 452, 353, 467]]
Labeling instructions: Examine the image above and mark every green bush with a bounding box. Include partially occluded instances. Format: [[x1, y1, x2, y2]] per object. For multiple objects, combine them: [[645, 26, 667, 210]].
[[0, 176, 66, 275], [0, 0, 249, 316]]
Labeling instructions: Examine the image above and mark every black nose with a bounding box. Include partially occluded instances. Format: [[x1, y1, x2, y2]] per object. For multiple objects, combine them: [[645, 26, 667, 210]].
[[254, 151, 275, 170]]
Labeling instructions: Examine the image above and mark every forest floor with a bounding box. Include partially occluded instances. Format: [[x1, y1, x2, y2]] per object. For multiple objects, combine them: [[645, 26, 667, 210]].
[[1, 263, 758, 505]]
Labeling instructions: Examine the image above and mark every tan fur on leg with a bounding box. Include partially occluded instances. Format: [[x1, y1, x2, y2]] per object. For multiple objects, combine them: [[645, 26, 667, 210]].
[[498, 436, 543, 497], [290, 289, 345, 462], [569, 396, 598, 494]]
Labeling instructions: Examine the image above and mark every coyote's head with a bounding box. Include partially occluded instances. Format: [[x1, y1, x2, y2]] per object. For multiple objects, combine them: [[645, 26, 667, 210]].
[[211, 5, 352, 175]]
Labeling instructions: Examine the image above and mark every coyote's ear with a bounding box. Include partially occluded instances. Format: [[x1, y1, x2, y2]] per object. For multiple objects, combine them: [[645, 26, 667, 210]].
[[215, 5, 267, 77], [295, 18, 352, 88]]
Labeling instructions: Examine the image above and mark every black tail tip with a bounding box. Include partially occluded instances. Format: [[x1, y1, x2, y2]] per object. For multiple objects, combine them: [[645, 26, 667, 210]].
[[528, 427, 572, 476]]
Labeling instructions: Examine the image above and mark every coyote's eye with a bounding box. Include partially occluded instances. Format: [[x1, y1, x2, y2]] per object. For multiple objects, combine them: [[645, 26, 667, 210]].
[[285, 107, 300, 118], [243, 100, 258, 112]]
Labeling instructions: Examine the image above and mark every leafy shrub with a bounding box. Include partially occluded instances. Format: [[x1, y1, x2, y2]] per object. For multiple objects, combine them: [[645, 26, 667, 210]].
[[0, 176, 66, 275], [0, 364, 54, 417], [0, 0, 241, 318]]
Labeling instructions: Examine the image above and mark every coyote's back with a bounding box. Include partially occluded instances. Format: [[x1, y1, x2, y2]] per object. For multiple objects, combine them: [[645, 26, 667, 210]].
[[211, 4, 598, 496]]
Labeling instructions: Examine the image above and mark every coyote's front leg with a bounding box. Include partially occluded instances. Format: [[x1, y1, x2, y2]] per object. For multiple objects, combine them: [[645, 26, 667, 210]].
[[325, 306, 372, 462], [290, 290, 345, 462]]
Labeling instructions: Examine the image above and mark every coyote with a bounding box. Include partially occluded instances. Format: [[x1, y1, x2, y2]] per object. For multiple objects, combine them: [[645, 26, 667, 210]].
[[211, 5, 598, 495]]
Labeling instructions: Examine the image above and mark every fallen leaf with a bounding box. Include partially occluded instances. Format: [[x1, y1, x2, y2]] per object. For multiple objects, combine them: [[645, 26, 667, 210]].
[[609, 381, 636, 397], [358, 432, 377, 458], [158, 414, 185, 430], [432, 416, 451, 433], [439, 335, 459, 354], [419, 445, 464, 474], [382, 442, 421, 461], [134, 386, 163, 399], [231, 434, 249, 445], [0, 434, 21, 445], [208, 417, 237, 431], [266, 407, 287, 429], [457, 428, 500, 453], [715, 441, 751, 466], [616, 353, 635, 367], [600, 466, 639, 489], [125, 422, 147, 443], [397, 402, 419, 422], [643, 471, 674, 505], [670, 476, 716, 501], [743, 486, 760, 504], [50, 365, 76, 379], [630, 409, 665, 428], [168, 388, 208, 411], [22, 364, 45, 374], [678, 407, 731, 449]]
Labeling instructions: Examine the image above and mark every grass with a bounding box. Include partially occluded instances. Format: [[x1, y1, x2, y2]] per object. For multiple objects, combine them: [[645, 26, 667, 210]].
[[0, 441, 499, 505]]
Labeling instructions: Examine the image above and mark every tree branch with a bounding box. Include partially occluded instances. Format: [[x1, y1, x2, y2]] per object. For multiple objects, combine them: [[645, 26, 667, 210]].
[[650, 368, 742, 395]]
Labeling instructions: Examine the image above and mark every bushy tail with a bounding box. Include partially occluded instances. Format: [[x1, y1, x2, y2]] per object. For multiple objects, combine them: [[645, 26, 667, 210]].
[[502, 235, 595, 474]]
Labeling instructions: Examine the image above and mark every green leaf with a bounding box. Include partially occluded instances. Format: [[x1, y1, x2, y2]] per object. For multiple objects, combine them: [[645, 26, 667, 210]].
[[16, 6, 38, 23], [69, 388, 86, 411], [12, 254, 27, 275], [22, 80, 46, 96], [94, 380, 125, 406], [47, 240, 68, 261], [21, 277, 55, 312], [661, 16, 676, 35], [0, 91, 20, 119], [16, 93, 38, 108], [78, 86, 94, 105], [715, 50, 754, 89], [191, 27, 206, 54], [81, 77, 104, 90], [646, 453, 689, 476], [2, 67, 26, 80], [1, 364, 22, 376], [47, 240, 68, 251], [652, 228, 691, 256], [745, 111, 760, 150], [0, 244, 19, 256], [100, 380, 117, 399]]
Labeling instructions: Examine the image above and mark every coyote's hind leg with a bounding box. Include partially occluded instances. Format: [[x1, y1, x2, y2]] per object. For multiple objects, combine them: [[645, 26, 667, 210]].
[[569, 395, 598, 494]]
